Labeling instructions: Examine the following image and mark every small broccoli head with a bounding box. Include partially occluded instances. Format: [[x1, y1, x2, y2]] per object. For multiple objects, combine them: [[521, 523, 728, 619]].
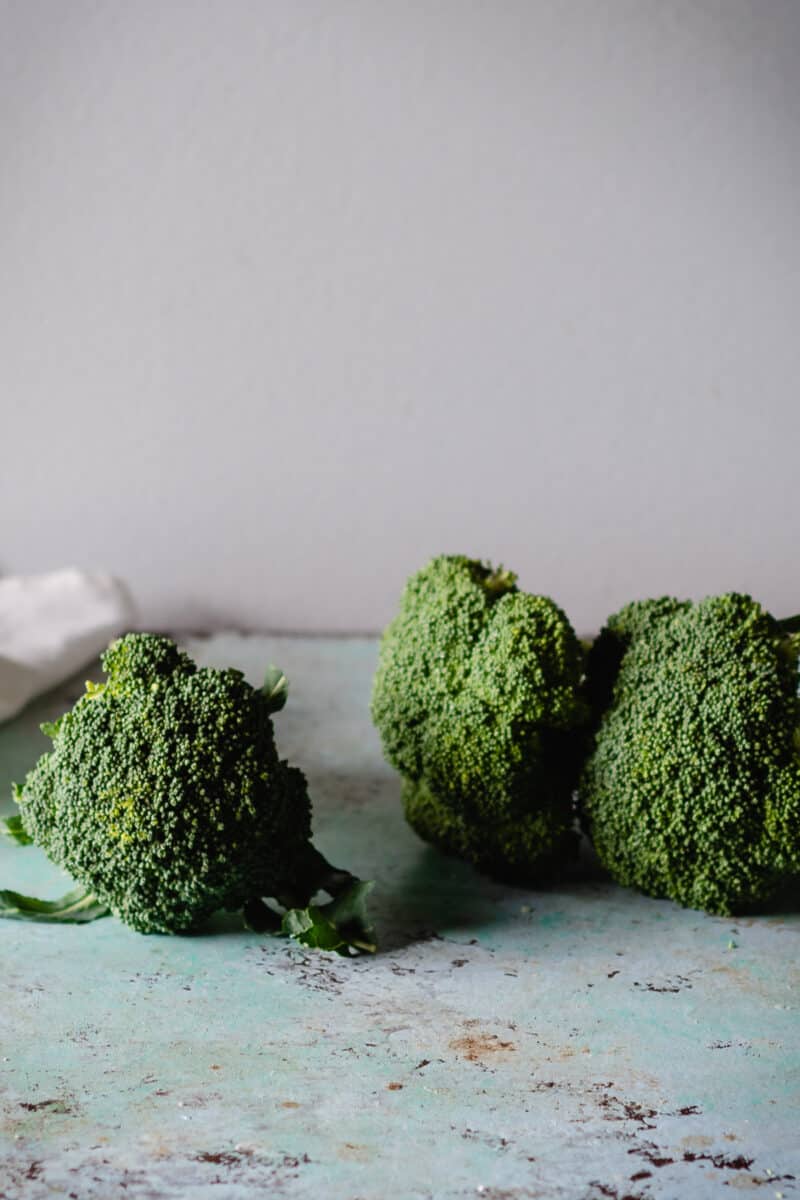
[[17, 633, 313, 933], [580, 594, 800, 915], [371, 555, 587, 880]]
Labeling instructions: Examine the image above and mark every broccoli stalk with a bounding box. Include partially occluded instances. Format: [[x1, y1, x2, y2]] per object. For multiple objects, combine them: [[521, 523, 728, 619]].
[[1, 635, 375, 955]]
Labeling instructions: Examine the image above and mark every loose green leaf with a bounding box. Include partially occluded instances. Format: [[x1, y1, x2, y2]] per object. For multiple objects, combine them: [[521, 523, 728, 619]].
[[0, 885, 110, 923], [281, 905, 349, 952], [262, 665, 289, 713], [281, 880, 376, 956], [322, 879, 376, 949], [1, 815, 33, 845]]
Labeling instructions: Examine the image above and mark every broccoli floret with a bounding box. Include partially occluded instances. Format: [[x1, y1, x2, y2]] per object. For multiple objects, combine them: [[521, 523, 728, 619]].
[[580, 594, 800, 915], [371, 555, 588, 880], [1, 634, 374, 953]]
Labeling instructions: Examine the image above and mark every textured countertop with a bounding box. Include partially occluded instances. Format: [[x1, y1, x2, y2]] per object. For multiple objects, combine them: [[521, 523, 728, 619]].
[[0, 634, 798, 1200]]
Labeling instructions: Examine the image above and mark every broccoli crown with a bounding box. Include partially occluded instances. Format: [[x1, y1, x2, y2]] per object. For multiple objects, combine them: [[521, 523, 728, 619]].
[[17, 634, 311, 933], [580, 594, 800, 915], [371, 555, 587, 879]]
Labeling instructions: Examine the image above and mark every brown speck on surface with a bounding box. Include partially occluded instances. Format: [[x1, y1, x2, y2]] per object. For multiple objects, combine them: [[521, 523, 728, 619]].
[[630, 1170, 652, 1181], [449, 1031, 516, 1064], [194, 1152, 241, 1167], [19, 1100, 70, 1113], [414, 1059, 430, 1071], [607, 970, 620, 978], [209, 1064, 221, 1070], [281, 1100, 301, 1109], [589, 1181, 648, 1199], [386, 1082, 403, 1091], [627, 1144, 673, 1167], [598, 1093, 657, 1130], [451, 959, 468, 967], [338, 1143, 371, 1162], [682, 1151, 754, 1169]]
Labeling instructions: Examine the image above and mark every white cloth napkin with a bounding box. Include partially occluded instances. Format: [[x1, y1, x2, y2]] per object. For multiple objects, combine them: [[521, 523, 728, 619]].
[[0, 569, 135, 723]]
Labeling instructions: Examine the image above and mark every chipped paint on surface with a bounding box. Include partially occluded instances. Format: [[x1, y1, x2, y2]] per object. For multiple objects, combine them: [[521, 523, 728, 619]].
[[0, 634, 798, 1199]]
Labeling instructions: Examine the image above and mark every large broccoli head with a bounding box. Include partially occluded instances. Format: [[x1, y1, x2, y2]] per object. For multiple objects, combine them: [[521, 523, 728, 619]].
[[371, 555, 587, 880], [580, 594, 800, 915], [6, 634, 374, 950]]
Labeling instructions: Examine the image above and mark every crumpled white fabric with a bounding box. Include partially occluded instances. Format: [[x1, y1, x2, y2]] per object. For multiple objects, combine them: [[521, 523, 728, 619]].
[[0, 569, 135, 723]]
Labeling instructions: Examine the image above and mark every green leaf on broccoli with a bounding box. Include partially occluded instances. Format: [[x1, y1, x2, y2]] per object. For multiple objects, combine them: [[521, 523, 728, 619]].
[[2, 814, 33, 845], [282, 881, 376, 955], [0, 885, 110, 923], [262, 665, 289, 713], [243, 881, 376, 955]]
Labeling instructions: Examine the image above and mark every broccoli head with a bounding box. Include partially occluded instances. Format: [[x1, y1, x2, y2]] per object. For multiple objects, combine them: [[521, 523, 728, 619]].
[[371, 555, 588, 880], [2, 634, 374, 953], [580, 594, 800, 915]]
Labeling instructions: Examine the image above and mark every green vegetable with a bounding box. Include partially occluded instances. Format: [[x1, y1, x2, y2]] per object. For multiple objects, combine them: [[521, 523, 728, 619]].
[[2, 634, 375, 953], [580, 594, 800, 915], [371, 555, 588, 880]]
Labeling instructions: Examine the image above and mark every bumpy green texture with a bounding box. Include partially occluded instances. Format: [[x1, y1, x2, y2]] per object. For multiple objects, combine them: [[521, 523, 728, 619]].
[[13, 635, 336, 935], [580, 594, 800, 915], [371, 556, 588, 880]]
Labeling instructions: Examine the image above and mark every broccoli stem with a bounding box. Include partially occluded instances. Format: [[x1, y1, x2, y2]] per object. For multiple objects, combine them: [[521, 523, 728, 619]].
[[276, 842, 360, 909]]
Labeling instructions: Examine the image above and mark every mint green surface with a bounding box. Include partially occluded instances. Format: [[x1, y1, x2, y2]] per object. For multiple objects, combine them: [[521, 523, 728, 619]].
[[1, 635, 798, 1199]]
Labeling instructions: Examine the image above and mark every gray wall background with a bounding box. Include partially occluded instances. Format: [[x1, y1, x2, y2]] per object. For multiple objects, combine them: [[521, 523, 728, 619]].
[[2, 0, 798, 634]]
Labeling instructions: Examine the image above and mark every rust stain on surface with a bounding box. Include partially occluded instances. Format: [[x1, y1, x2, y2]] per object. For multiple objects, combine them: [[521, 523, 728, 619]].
[[338, 1143, 371, 1162], [450, 1031, 516, 1063], [681, 1134, 714, 1150]]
